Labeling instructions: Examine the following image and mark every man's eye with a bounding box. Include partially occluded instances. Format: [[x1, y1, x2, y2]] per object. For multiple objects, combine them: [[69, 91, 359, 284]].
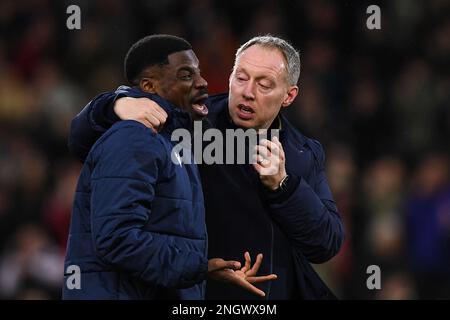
[[179, 74, 193, 80], [259, 83, 271, 90]]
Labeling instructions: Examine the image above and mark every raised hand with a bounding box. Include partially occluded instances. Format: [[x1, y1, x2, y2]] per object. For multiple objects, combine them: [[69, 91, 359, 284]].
[[253, 136, 287, 190]]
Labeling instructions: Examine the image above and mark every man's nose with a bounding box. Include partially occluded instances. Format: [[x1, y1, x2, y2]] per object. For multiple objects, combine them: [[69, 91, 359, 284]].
[[242, 81, 255, 100], [194, 74, 208, 89]]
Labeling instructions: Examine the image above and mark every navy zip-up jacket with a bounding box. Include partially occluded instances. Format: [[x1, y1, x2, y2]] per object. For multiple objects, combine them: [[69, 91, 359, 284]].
[[64, 91, 208, 300], [68, 86, 344, 300]]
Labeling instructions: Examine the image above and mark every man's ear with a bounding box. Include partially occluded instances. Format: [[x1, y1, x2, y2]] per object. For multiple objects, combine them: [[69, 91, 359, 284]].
[[281, 85, 299, 108], [139, 77, 157, 94]]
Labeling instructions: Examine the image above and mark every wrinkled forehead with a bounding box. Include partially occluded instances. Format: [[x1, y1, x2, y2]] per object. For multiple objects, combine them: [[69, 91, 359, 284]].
[[234, 45, 287, 78]]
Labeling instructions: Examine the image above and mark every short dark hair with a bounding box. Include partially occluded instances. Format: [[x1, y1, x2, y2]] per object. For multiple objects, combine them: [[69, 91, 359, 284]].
[[124, 34, 192, 84]]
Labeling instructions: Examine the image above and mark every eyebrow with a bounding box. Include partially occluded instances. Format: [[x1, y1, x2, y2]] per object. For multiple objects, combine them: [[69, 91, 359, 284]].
[[236, 67, 275, 83], [176, 66, 198, 74]]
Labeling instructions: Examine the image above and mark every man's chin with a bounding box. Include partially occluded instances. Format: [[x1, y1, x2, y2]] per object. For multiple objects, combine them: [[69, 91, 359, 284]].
[[230, 114, 255, 129], [189, 110, 208, 121], [191, 113, 206, 121]]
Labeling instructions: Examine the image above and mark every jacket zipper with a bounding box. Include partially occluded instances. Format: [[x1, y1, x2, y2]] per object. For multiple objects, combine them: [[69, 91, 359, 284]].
[[265, 221, 274, 300]]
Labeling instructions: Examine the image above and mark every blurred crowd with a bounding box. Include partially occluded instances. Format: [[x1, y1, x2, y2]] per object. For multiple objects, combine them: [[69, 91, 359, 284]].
[[0, 0, 449, 299]]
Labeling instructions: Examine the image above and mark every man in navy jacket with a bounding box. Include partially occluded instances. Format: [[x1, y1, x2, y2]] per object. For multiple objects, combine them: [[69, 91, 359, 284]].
[[68, 35, 344, 299], [63, 35, 276, 300]]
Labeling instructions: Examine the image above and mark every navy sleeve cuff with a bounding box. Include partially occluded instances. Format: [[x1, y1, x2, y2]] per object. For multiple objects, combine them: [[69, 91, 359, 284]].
[[262, 173, 300, 204], [94, 92, 125, 129], [180, 253, 209, 286]]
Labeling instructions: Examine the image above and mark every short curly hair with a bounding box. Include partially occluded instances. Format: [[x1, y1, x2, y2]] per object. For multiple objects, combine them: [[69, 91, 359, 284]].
[[124, 34, 192, 85]]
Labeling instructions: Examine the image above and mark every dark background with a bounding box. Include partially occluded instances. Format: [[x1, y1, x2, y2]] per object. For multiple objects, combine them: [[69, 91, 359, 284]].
[[0, 0, 449, 299]]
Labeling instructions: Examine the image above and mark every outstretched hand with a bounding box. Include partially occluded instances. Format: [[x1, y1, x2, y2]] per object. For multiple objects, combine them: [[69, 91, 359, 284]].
[[208, 252, 277, 297]]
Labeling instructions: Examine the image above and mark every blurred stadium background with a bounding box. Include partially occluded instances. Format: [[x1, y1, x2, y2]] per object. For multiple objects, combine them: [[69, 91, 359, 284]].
[[0, 0, 449, 299]]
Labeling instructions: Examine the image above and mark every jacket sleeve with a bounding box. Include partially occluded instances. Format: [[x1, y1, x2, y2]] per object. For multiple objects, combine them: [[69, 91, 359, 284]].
[[265, 140, 345, 264], [68, 91, 122, 162], [89, 122, 208, 288]]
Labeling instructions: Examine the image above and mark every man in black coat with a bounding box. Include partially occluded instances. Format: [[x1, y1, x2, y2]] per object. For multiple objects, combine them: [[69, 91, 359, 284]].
[[69, 35, 344, 299]]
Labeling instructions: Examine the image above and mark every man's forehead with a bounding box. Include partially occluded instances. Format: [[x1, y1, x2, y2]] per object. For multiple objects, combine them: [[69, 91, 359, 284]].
[[236, 45, 286, 76], [167, 49, 199, 68]]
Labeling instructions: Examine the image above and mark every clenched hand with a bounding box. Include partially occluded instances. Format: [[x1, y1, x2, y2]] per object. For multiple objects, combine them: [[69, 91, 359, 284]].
[[114, 97, 167, 132]]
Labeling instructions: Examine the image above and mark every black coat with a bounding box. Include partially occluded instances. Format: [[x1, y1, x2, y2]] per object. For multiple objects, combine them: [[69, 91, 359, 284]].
[[202, 94, 344, 300]]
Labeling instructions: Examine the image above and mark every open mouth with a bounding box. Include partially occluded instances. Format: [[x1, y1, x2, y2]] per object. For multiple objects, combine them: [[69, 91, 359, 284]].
[[236, 104, 255, 120], [239, 104, 255, 114], [191, 94, 209, 117]]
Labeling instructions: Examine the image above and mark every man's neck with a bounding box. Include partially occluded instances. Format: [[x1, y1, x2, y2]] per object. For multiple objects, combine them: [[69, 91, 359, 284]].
[[227, 114, 282, 131]]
